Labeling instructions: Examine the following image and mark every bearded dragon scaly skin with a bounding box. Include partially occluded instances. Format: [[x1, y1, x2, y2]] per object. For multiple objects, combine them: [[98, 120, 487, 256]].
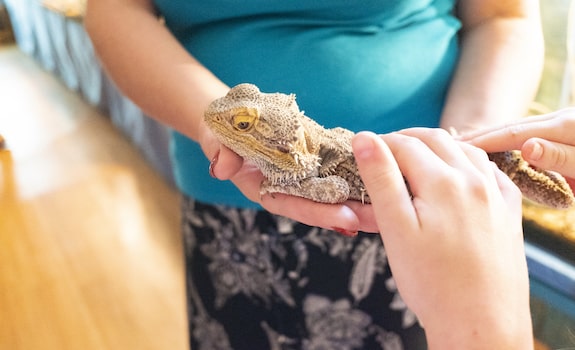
[[204, 83, 575, 209]]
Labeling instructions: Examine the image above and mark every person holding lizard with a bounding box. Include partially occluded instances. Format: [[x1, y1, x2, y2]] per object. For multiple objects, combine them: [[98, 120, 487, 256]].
[[85, 1, 543, 348]]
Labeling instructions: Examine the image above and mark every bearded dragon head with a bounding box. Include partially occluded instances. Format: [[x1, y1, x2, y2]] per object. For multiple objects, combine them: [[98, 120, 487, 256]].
[[204, 83, 321, 184]]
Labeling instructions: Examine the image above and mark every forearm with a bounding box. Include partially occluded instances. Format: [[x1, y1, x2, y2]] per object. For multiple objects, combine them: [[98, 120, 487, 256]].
[[84, 0, 228, 143], [440, 16, 544, 132], [425, 307, 534, 350]]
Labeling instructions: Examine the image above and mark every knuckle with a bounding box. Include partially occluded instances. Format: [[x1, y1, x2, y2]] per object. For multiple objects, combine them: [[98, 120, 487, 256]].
[[506, 123, 528, 139], [549, 108, 575, 131], [428, 127, 452, 139], [465, 174, 491, 200], [553, 145, 569, 168]]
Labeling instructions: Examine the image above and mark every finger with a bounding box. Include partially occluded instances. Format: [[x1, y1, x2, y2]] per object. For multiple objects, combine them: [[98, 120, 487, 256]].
[[346, 201, 380, 233], [522, 138, 575, 179], [459, 110, 571, 152], [489, 163, 524, 263], [383, 134, 449, 198], [211, 145, 244, 180], [229, 164, 362, 234], [459, 111, 559, 140], [260, 194, 361, 235], [397, 128, 479, 172], [351, 134, 490, 235], [490, 162, 523, 219], [463, 121, 549, 152], [352, 132, 416, 234], [456, 142, 496, 181]]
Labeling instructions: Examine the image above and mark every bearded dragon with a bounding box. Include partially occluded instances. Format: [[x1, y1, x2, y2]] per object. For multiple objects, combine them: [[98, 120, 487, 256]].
[[204, 83, 575, 209]]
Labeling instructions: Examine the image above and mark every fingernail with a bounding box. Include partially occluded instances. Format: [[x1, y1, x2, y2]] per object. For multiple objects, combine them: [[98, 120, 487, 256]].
[[352, 133, 375, 160], [209, 152, 219, 178], [331, 227, 358, 237], [526, 141, 543, 161]]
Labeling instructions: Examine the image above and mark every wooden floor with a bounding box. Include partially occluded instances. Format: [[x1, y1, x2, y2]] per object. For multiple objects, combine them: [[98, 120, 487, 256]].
[[0, 45, 187, 349]]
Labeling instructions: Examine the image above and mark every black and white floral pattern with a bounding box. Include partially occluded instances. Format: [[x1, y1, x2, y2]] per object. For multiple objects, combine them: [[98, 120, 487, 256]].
[[182, 197, 426, 350]]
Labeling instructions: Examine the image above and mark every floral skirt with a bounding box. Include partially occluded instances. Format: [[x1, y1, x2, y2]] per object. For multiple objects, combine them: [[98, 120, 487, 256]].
[[182, 197, 426, 350]]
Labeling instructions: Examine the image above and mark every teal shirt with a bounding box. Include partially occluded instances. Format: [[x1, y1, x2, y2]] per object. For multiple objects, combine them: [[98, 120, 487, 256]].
[[153, 0, 461, 208]]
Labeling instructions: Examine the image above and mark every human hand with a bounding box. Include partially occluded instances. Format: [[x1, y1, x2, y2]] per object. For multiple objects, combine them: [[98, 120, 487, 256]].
[[208, 143, 364, 235], [459, 108, 575, 187], [352, 129, 533, 349]]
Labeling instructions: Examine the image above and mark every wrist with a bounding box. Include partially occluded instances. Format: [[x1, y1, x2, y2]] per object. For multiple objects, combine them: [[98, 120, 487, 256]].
[[424, 308, 533, 350]]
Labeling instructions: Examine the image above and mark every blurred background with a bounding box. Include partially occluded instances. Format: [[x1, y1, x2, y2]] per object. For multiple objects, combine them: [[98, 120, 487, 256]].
[[0, 1, 574, 349]]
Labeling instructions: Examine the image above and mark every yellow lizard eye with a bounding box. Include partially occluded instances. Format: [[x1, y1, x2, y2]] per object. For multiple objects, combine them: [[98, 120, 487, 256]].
[[236, 120, 251, 130], [232, 108, 258, 132]]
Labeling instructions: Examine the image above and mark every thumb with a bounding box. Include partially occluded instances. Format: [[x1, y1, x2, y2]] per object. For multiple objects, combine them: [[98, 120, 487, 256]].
[[522, 138, 575, 179], [352, 132, 414, 233], [211, 145, 244, 180], [198, 123, 243, 180]]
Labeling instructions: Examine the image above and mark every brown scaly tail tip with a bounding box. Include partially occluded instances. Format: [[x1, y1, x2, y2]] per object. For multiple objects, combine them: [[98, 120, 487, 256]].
[[489, 151, 575, 209]]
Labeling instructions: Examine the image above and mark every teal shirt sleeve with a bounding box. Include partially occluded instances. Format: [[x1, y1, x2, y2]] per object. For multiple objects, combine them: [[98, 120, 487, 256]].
[[156, 0, 461, 208]]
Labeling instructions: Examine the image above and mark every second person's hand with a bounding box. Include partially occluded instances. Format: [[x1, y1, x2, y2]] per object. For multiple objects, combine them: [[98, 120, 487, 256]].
[[460, 108, 575, 185], [351, 129, 532, 349]]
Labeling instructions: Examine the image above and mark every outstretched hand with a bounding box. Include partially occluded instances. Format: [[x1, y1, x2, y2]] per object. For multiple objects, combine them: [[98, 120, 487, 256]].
[[351, 129, 532, 348], [460, 108, 575, 189]]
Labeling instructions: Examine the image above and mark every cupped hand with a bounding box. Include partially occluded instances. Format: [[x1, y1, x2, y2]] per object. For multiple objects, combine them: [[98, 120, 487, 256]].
[[460, 108, 575, 184], [208, 143, 363, 235], [352, 129, 532, 348]]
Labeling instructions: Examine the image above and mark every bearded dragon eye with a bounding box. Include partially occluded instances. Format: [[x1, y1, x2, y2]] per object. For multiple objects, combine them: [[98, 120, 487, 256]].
[[236, 121, 251, 130], [232, 108, 258, 132]]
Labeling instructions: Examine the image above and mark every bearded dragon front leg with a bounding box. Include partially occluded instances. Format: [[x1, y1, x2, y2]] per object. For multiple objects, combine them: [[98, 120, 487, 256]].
[[489, 150, 575, 209]]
